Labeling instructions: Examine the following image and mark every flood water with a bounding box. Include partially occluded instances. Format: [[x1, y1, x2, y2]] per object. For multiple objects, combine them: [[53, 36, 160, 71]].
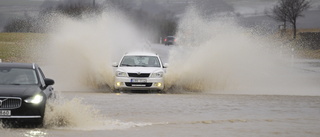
[[1, 92, 320, 137], [2, 43, 320, 136]]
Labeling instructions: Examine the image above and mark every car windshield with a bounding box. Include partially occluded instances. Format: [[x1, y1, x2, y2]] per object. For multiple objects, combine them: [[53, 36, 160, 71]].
[[0, 68, 38, 85], [120, 56, 161, 67]]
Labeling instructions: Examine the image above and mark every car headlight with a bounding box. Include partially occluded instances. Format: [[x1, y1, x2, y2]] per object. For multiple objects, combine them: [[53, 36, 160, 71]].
[[25, 94, 44, 104], [150, 72, 164, 78], [116, 71, 128, 77]]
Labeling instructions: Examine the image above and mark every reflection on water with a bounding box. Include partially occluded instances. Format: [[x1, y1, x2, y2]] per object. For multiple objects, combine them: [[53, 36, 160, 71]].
[[23, 130, 47, 137], [0, 128, 48, 137]]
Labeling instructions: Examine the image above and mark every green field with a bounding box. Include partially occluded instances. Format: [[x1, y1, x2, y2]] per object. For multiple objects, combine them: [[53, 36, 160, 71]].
[[296, 49, 320, 59], [0, 33, 46, 62]]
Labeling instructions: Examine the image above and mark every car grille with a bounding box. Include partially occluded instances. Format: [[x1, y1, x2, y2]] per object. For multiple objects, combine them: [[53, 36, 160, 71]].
[[125, 82, 152, 87], [0, 97, 22, 109], [128, 73, 150, 77]]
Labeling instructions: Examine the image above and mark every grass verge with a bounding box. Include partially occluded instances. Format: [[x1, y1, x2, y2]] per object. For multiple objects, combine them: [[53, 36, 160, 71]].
[[0, 33, 319, 63], [0, 33, 46, 62], [296, 49, 320, 59]]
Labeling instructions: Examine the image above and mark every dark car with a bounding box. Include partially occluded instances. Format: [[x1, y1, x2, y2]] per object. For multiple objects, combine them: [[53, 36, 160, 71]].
[[0, 63, 55, 126], [164, 36, 176, 46]]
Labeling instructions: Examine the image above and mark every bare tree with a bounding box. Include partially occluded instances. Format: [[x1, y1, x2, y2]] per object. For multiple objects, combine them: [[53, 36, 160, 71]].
[[271, 0, 310, 39], [269, 4, 287, 36]]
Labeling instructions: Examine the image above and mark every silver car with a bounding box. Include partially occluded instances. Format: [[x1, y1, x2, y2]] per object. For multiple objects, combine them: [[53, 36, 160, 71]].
[[112, 52, 167, 92]]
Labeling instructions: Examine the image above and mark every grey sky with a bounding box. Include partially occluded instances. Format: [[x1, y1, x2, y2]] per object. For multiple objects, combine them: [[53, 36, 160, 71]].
[[0, 0, 278, 17], [0, 0, 319, 31]]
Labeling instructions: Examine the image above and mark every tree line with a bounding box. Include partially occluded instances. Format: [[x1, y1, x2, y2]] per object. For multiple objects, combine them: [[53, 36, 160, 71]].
[[3, 1, 100, 33], [2, 0, 177, 43], [3, 0, 315, 43]]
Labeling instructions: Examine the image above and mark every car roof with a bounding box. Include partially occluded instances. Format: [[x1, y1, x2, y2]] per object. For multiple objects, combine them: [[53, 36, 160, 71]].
[[0, 62, 36, 69], [125, 52, 158, 56]]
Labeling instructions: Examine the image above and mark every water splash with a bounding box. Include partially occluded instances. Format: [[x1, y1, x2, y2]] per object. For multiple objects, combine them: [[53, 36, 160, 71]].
[[33, 6, 320, 95], [165, 7, 320, 95], [44, 94, 152, 130], [39, 10, 150, 92]]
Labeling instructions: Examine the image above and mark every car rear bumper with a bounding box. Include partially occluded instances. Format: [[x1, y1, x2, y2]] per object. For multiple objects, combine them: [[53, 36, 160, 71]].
[[165, 42, 174, 45], [114, 77, 164, 91]]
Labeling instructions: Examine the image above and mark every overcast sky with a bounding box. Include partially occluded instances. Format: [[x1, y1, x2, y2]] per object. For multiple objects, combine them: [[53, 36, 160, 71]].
[[1, 0, 320, 15], [0, 0, 319, 31], [0, 0, 280, 16]]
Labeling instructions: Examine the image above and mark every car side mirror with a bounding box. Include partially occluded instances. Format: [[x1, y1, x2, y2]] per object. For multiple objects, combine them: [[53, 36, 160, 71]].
[[112, 62, 118, 67], [44, 78, 55, 86], [163, 63, 169, 68]]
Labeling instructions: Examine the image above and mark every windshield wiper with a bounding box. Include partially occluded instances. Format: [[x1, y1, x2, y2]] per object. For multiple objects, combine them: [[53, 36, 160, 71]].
[[121, 64, 134, 67], [121, 64, 142, 67]]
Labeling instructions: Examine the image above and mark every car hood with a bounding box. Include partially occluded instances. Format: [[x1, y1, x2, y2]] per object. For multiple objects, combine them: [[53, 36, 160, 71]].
[[117, 67, 164, 73], [0, 85, 41, 97]]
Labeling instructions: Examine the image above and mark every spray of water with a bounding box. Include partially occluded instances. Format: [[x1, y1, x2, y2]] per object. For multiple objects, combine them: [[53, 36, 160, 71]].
[[44, 97, 102, 128], [40, 10, 152, 92], [43, 93, 152, 130], [165, 7, 320, 95], [37, 6, 320, 95]]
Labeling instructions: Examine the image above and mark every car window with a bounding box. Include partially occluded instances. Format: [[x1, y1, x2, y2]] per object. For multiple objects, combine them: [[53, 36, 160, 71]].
[[167, 37, 174, 40], [38, 67, 46, 78], [37, 67, 46, 86], [0, 68, 38, 85], [120, 56, 161, 67]]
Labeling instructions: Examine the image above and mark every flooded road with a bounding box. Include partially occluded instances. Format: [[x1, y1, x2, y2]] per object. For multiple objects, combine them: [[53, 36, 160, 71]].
[[1, 92, 320, 137], [3, 40, 320, 136], [3, 43, 320, 137]]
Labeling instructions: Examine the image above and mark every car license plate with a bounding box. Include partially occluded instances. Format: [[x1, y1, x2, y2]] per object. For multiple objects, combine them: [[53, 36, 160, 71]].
[[132, 84, 146, 87], [131, 79, 147, 83], [0, 110, 11, 116]]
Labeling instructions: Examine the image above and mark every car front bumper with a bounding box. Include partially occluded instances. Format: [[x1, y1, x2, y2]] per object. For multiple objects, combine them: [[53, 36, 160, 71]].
[[114, 77, 164, 91], [0, 102, 45, 119], [0, 115, 41, 118]]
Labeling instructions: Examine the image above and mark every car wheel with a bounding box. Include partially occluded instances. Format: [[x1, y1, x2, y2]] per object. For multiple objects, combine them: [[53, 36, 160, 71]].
[[112, 89, 120, 93], [27, 118, 44, 128]]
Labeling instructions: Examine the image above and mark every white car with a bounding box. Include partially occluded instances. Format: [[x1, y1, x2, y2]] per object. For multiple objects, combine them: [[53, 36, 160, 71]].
[[112, 52, 167, 92]]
